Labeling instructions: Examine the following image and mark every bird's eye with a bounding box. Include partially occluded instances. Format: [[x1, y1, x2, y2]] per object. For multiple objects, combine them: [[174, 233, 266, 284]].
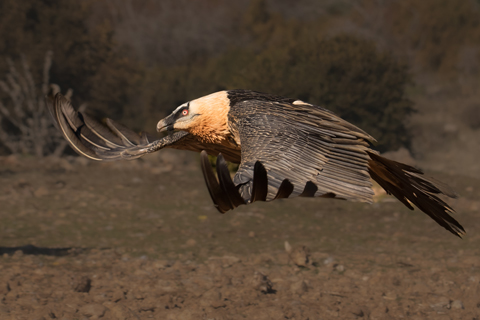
[[182, 109, 189, 116]]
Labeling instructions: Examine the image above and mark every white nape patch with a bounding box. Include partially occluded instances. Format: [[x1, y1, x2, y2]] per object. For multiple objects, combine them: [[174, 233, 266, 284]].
[[293, 100, 309, 105], [173, 102, 189, 114]]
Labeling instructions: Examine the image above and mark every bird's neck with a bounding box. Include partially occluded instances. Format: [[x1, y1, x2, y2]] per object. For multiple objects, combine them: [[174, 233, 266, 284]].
[[188, 92, 232, 144]]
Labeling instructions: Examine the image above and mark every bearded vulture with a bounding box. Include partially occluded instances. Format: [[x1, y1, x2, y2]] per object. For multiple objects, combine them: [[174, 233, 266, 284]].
[[48, 90, 464, 237]]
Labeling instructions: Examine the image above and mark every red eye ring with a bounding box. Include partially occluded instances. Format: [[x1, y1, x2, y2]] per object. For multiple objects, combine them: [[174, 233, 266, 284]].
[[182, 109, 189, 116]]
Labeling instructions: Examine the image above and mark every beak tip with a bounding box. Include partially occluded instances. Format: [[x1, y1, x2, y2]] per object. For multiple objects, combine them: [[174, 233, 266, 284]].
[[156, 120, 166, 133]]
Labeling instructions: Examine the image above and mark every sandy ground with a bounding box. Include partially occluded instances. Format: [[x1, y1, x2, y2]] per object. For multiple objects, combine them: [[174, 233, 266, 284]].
[[0, 151, 479, 320]]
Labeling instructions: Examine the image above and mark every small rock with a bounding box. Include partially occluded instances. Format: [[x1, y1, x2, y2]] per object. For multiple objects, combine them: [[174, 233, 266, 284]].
[[103, 301, 138, 320], [430, 296, 450, 310], [252, 272, 276, 294], [284, 241, 292, 253], [111, 289, 125, 302], [200, 290, 221, 307], [79, 304, 106, 318], [451, 300, 464, 309], [72, 275, 92, 293], [383, 292, 397, 301], [248, 231, 256, 238], [153, 260, 170, 269], [323, 256, 334, 265], [334, 264, 345, 272], [289, 246, 310, 267]]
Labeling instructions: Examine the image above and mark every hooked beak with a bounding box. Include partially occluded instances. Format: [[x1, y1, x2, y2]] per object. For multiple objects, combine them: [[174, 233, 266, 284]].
[[156, 119, 168, 132], [156, 115, 174, 132]]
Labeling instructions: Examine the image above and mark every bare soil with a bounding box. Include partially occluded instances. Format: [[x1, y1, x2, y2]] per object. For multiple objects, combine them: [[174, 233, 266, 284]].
[[0, 151, 479, 320]]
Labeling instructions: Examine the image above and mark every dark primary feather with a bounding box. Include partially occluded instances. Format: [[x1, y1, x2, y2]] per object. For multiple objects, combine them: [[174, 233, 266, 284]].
[[200, 151, 295, 213], [200, 151, 235, 213]]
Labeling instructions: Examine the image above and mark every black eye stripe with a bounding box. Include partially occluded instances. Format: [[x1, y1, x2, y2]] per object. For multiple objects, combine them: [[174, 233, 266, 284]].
[[173, 103, 190, 121]]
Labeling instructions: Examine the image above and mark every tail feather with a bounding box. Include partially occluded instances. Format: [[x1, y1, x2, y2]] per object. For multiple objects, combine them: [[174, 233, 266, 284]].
[[367, 151, 465, 237]]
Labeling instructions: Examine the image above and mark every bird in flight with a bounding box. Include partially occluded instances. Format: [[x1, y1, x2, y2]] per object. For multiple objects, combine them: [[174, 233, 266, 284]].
[[49, 89, 464, 237]]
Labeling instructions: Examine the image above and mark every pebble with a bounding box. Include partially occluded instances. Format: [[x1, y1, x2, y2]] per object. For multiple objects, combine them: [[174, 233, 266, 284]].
[[289, 246, 310, 267], [79, 304, 106, 318], [72, 275, 91, 293], [103, 301, 140, 320], [430, 296, 450, 310], [324, 256, 334, 265], [451, 300, 464, 309], [334, 264, 345, 272], [252, 272, 275, 294], [383, 292, 397, 301]]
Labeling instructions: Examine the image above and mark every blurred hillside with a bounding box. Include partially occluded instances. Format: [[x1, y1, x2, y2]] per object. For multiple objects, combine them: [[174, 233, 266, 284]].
[[0, 0, 479, 174]]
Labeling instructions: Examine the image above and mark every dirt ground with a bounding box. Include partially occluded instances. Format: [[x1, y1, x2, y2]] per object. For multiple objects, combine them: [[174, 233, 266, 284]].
[[0, 149, 479, 320]]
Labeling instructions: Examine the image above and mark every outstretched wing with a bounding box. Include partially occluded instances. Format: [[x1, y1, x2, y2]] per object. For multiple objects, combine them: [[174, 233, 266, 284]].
[[200, 99, 377, 213], [232, 100, 377, 202], [48, 94, 241, 162]]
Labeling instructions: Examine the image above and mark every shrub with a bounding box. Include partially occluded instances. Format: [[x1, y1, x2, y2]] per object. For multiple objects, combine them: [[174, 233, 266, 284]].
[[0, 52, 72, 156], [0, 0, 143, 126]]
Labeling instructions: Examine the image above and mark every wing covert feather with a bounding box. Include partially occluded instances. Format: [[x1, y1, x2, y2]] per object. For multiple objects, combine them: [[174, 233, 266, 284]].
[[229, 100, 375, 203]]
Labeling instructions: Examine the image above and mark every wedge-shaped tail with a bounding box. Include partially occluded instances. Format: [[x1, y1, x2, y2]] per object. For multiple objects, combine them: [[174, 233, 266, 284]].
[[367, 151, 465, 237]]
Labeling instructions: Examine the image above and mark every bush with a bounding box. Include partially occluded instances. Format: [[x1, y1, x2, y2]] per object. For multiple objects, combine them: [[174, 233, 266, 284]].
[[0, 52, 70, 156], [0, 0, 143, 126]]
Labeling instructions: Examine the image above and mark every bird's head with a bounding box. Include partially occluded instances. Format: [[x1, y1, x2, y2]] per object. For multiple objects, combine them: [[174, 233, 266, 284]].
[[156, 91, 231, 143], [156, 101, 196, 133]]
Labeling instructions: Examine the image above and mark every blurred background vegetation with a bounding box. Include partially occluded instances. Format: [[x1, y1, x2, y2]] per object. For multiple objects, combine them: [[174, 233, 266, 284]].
[[0, 0, 479, 156]]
